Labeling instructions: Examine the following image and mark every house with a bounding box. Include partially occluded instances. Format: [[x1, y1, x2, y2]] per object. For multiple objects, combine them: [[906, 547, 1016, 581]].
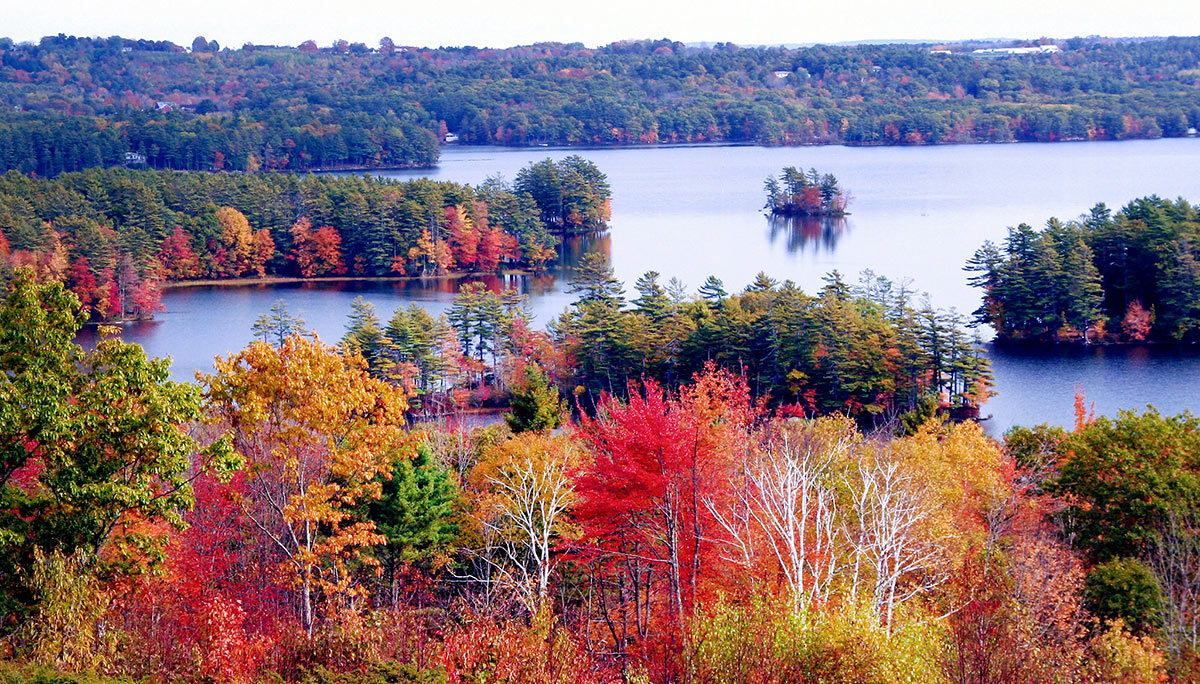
[[972, 45, 1060, 56], [155, 101, 176, 112], [443, 132, 459, 143], [773, 71, 790, 79], [124, 152, 147, 166]]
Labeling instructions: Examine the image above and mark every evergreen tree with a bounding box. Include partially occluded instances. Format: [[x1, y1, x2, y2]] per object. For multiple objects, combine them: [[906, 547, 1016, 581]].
[[251, 300, 307, 346], [1157, 237, 1200, 340], [633, 271, 670, 321], [343, 296, 384, 368], [366, 443, 460, 607], [505, 364, 566, 434], [383, 304, 447, 395], [568, 253, 624, 308], [1060, 239, 1104, 341], [748, 271, 778, 292], [763, 176, 782, 210], [698, 275, 727, 302], [964, 240, 1003, 328]]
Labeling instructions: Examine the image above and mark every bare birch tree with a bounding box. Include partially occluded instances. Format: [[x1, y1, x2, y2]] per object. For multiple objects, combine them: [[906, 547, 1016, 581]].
[[710, 418, 856, 613], [464, 433, 576, 616], [1147, 511, 1200, 662], [846, 455, 948, 627]]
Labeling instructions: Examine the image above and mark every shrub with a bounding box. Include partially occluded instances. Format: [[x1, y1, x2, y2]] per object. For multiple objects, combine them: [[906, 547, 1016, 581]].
[[1084, 559, 1164, 634], [1086, 620, 1167, 684], [691, 595, 946, 684]]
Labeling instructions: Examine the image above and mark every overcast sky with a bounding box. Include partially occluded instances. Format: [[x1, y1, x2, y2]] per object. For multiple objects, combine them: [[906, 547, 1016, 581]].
[[7, 0, 1199, 49]]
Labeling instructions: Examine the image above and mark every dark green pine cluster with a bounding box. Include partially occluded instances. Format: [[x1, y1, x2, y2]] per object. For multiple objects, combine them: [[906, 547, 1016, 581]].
[[967, 196, 1200, 343], [552, 255, 991, 423]]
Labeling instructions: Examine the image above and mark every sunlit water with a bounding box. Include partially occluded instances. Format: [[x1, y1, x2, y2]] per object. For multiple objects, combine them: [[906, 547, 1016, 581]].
[[80, 139, 1200, 432]]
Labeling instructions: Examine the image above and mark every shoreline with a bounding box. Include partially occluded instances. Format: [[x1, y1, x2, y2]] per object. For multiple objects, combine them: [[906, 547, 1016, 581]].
[[309, 162, 438, 174], [437, 135, 1191, 153], [162, 270, 544, 290], [991, 338, 1200, 349], [95, 137, 1197, 180], [768, 209, 850, 218]]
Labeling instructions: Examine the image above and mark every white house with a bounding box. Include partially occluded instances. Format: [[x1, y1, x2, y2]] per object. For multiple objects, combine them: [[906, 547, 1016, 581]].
[[972, 45, 1060, 56]]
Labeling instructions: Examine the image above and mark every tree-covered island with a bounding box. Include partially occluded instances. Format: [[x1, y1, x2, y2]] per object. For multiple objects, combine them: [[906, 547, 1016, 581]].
[[763, 166, 848, 216], [0, 156, 610, 322]]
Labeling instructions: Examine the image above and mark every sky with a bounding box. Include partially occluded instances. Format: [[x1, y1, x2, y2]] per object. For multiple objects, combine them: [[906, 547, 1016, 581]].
[[5, 0, 1200, 49]]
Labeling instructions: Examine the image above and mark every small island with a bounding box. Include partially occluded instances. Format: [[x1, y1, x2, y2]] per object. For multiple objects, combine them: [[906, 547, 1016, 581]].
[[763, 166, 849, 216]]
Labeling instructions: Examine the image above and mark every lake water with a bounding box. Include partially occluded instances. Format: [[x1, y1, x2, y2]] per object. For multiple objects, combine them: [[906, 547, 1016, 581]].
[[89, 140, 1200, 433]]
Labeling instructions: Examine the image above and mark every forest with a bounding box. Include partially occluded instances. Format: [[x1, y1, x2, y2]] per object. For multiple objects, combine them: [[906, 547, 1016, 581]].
[[0, 156, 610, 321], [334, 257, 992, 424], [966, 195, 1200, 343], [0, 267, 1195, 684], [3, 35, 1200, 175]]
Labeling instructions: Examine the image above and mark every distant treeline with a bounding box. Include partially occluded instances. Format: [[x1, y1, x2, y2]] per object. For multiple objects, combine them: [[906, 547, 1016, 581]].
[[0, 110, 440, 176], [967, 196, 1200, 343], [3, 35, 1200, 175], [0, 156, 609, 320]]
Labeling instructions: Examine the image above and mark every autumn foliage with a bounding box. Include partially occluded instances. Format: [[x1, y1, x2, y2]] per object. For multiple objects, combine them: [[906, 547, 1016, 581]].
[[290, 217, 347, 277], [0, 279, 1190, 683], [203, 335, 411, 636]]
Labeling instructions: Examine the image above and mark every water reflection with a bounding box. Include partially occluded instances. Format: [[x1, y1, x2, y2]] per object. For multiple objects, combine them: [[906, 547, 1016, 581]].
[[984, 342, 1200, 433], [765, 214, 848, 253], [556, 231, 611, 278], [74, 229, 613, 380]]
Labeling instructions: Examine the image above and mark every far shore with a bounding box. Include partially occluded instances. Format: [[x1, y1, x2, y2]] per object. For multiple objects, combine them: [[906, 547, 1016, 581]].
[[162, 270, 544, 290]]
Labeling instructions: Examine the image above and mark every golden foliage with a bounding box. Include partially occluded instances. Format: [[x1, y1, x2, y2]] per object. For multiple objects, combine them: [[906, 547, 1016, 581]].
[[203, 335, 411, 631]]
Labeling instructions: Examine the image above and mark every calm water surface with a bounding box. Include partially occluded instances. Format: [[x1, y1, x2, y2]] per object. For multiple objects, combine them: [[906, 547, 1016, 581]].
[[90, 139, 1200, 432]]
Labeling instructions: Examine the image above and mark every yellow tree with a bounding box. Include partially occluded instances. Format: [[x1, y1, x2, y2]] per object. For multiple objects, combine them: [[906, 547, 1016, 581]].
[[465, 432, 581, 616], [845, 419, 1009, 626], [215, 206, 273, 277], [215, 206, 253, 276], [201, 335, 410, 636]]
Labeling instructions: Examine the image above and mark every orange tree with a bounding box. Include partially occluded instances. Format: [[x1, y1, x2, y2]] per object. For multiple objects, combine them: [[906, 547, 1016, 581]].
[[202, 334, 411, 636]]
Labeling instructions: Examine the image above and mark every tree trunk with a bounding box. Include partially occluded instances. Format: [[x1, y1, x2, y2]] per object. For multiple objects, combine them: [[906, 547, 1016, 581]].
[[302, 572, 314, 638]]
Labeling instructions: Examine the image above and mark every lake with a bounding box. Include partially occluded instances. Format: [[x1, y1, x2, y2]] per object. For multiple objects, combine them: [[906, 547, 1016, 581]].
[[88, 139, 1200, 433]]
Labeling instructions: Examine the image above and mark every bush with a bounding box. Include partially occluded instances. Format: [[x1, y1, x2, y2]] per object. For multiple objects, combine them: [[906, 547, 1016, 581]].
[[300, 662, 446, 684], [440, 614, 615, 684], [1084, 559, 1164, 634], [691, 595, 946, 684], [1086, 620, 1167, 683], [0, 662, 131, 684], [14, 549, 116, 673]]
